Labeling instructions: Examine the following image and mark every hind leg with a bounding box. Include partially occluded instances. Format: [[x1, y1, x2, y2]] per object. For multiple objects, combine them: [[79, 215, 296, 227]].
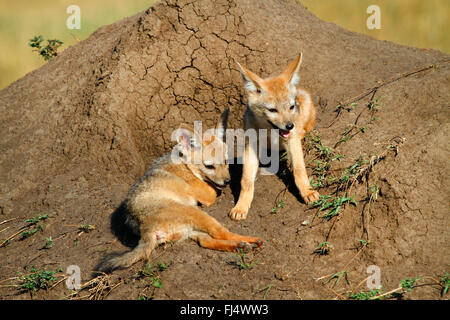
[[184, 207, 263, 248], [191, 232, 255, 252]]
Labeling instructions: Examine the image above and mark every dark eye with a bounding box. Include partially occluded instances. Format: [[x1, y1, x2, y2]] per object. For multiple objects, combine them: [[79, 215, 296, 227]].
[[204, 164, 215, 170], [268, 108, 277, 113], [290, 105, 295, 110]]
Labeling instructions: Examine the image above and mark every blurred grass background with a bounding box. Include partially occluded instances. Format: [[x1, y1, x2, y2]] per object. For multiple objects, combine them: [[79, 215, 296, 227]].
[[0, 0, 448, 89], [0, 0, 155, 89], [302, 0, 449, 52]]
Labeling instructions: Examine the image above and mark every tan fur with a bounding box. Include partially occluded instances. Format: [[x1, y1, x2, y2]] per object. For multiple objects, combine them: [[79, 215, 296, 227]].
[[230, 54, 320, 220], [97, 110, 262, 272]]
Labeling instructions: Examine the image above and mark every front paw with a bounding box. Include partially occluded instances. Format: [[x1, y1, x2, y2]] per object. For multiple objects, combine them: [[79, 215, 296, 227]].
[[302, 189, 320, 204], [229, 205, 249, 220]]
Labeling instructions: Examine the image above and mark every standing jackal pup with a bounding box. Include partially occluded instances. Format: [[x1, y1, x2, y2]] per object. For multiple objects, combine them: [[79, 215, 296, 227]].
[[230, 53, 319, 220], [98, 110, 262, 272]]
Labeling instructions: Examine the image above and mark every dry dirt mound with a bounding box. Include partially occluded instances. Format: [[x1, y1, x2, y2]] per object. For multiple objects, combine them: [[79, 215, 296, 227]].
[[0, 0, 449, 300]]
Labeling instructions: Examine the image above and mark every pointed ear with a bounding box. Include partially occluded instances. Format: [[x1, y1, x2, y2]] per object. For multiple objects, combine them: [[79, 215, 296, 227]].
[[281, 53, 303, 86], [216, 108, 229, 142], [236, 61, 264, 94], [175, 124, 201, 152]]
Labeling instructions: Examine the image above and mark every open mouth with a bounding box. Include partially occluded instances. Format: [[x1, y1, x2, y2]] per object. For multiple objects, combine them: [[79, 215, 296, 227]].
[[268, 121, 291, 138], [279, 129, 290, 138]]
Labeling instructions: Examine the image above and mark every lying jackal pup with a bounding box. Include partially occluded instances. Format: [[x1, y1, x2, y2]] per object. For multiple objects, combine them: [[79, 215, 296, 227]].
[[98, 110, 262, 272], [230, 53, 319, 220]]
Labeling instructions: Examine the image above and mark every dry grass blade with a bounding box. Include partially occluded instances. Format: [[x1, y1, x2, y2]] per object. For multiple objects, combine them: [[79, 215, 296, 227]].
[[322, 61, 450, 129], [0, 229, 26, 247], [0, 218, 17, 226], [65, 272, 122, 300], [314, 242, 368, 284], [344, 137, 405, 193], [0, 226, 11, 234]]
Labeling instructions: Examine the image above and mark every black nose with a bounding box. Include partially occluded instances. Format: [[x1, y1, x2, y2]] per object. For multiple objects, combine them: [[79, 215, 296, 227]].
[[285, 122, 294, 131]]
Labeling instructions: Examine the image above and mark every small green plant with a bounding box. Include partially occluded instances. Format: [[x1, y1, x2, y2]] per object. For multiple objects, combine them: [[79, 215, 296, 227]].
[[43, 237, 54, 249], [400, 277, 419, 294], [19, 214, 48, 239], [305, 133, 344, 189], [349, 288, 383, 300], [311, 195, 357, 220], [270, 199, 286, 214], [310, 160, 330, 187], [0, 214, 50, 247], [313, 241, 331, 255], [155, 262, 167, 271], [235, 248, 259, 270], [369, 184, 380, 200], [439, 272, 450, 296], [29, 35, 63, 61], [368, 96, 383, 112], [338, 157, 367, 187], [335, 102, 357, 113], [335, 122, 369, 146], [25, 214, 48, 225], [278, 151, 290, 178], [306, 133, 338, 161], [258, 284, 273, 299], [324, 270, 349, 287], [356, 239, 370, 247], [137, 262, 170, 300], [79, 223, 96, 233], [20, 227, 40, 240], [18, 267, 62, 294], [139, 262, 168, 288]]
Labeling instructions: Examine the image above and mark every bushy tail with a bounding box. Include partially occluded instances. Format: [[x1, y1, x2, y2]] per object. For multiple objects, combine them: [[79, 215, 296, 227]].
[[95, 240, 154, 273]]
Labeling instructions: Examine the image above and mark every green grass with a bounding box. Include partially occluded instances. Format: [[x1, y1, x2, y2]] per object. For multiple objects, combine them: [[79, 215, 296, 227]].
[[400, 276, 419, 293], [324, 270, 349, 287], [18, 267, 62, 294], [235, 248, 259, 270], [78, 222, 96, 233], [335, 156, 368, 189], [43, 236, 54, 249], [25, 214, 48, 225], [138, 262, 168, 287], [137, 261, 169, 299], [21, 213, 48, 239], [0, 213, 49, 246], [311, 194, 358, 220], [349, 288, 383, 300], [306, 133, 343, 162], [258, 284, 274, 299], [270, 198, 286, 214], [20, 227, 40, 239], [306, 132, 345, 188], [439, 272, 450, 296], [313, 241, 331, 255]]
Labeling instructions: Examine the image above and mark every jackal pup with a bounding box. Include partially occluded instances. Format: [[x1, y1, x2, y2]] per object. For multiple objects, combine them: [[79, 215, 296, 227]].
[[98, 110, 262, 272], [230, 53, 319, 220]]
